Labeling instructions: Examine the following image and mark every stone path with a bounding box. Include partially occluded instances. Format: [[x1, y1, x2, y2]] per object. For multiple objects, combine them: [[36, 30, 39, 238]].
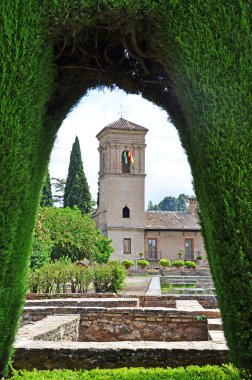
[[145, 277, 161, 296]]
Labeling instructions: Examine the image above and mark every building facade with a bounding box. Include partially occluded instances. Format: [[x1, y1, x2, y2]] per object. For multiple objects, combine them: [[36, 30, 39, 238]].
[[93, 118, 206, 265]]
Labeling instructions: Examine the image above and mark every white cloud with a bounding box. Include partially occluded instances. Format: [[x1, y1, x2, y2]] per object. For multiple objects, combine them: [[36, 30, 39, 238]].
[[49, 88, 194, 207]]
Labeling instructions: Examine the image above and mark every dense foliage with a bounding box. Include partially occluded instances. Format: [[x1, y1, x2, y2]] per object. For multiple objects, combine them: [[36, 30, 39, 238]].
[[31, 207, 113, 266], [92, 261, 126, 293], [148, 194, 188, 212], [40, 170, 53, 207], [1, 0, 252, 375], [29, 260, 126, 294], [31, 207, 98, 264], [10, 365, 244, 380], [93, 231, 114, 263], [64, 136, 92, 214]]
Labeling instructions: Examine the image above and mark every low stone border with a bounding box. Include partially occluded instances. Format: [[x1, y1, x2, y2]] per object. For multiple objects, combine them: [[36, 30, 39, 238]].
[[13, 340, 229, 370]]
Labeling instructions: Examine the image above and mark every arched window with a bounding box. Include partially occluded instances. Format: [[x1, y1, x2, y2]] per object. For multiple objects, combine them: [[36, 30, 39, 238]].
[[123, 206, 130, 218]]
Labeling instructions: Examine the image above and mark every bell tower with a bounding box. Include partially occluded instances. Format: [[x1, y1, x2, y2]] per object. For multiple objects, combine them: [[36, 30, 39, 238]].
[[93, 118, 148, 260]]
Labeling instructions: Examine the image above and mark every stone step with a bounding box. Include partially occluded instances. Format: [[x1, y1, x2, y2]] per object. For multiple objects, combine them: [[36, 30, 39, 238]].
[[25, 298, 139, 308], [176, 300, 204, 311], [208, 318, 223, 330], [208, 330, 226, 343]]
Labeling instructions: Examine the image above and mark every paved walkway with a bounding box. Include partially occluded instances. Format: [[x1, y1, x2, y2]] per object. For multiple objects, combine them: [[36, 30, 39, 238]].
[[145, 277, 161, 296]]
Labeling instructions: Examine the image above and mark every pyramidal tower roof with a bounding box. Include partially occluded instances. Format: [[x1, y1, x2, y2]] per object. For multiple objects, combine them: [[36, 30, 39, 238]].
[[96, 118, 148, 138]]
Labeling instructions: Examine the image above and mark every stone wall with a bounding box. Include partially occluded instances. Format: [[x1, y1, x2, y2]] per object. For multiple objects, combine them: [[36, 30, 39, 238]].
[[17, 315, 80, 342], [20, 307, 208, 342], [138, 295, 217, 309], [78, 308, 208, 342]]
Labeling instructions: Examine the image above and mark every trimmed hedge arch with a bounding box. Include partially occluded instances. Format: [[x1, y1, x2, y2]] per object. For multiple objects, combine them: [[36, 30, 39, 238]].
[[0, 0, 251, 376]]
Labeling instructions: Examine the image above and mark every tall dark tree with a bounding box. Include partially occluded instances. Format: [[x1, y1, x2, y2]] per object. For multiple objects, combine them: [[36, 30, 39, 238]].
[[40, 170, 53, 207], [64, 137, 91, 214]]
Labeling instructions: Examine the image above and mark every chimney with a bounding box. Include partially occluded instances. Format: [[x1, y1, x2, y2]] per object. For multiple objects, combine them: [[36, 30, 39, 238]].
[[188, 196, 197, 214]]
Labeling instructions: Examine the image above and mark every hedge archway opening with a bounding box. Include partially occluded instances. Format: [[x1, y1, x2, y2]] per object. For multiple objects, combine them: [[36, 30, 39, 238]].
[[1, 1, 251, 376]]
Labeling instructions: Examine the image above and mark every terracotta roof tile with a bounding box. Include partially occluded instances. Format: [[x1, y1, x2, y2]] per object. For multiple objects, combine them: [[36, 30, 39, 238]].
[[98, 118, 148, 135], [145, 211, 201, 231]]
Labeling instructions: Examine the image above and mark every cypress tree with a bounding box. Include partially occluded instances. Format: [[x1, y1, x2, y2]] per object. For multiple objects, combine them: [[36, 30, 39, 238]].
[[64, 136, 91, 214], [40, 169, 53, 207]]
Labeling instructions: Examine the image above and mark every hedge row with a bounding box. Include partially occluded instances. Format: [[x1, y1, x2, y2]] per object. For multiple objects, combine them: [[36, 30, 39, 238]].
[[29, 261, 126, 294], [10, 365, 245, 380]]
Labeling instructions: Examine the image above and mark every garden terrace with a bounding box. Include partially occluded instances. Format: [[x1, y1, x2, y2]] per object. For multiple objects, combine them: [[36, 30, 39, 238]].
[[14, 293, 225, 371]]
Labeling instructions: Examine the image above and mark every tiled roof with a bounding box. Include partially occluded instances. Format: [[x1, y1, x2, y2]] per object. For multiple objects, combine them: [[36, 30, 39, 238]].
[[145, 211, 201, 231], [98, 118, 148, 135]]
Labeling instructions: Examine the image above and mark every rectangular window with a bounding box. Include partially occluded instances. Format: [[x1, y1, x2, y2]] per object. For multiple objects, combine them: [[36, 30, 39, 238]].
[[148, 239, 157, 259], [185, 239, 194, 259], [123, 238, 131, 254]]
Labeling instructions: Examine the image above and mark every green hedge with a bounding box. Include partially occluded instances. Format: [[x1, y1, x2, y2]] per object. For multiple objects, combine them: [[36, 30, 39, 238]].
[[10, 365, 244, 380], [1, 0, 252, 376]]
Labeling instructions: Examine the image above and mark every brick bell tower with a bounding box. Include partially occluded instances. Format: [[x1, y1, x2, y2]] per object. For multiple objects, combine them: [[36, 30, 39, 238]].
[[93, 118, 148, 261]]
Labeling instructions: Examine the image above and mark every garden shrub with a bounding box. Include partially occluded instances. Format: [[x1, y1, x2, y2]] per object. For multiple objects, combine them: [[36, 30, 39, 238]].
[[122, 259, 135, 269], [75, 266, 93, 293], [10, 364, 244, 380], [159, 259, 171, 267], [184, 261, 196, 269], [138, 259, 149, 268], [172, 260, 185, 268], [108, 261, 127, 293], [93, 262, 126, 293]]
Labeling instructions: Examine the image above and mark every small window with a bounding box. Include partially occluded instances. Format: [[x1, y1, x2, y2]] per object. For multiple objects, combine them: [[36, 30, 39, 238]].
[[185, 239, 194, 259], [123, 238, 131, 254], [148, 239, 157, 259], [123, 206, 130, 218]]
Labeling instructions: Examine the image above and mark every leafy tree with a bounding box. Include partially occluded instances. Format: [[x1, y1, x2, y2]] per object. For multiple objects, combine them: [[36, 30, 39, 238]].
[[158, 196, 177, 211], [51, 177, 66, 206], [157, 194, 189, 212], [177, 194, 188, 212], [40, 170, 53, 207], [64, 137, 91, 214], [147, 200, 154, 210], [147, 200, 160, 211], [37, 206, 98, 262], [93, 231, 114, 263]]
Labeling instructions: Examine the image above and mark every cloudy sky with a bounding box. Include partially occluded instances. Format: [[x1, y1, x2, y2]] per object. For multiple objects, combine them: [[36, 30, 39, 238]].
[[49, 88, 194, 208]]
